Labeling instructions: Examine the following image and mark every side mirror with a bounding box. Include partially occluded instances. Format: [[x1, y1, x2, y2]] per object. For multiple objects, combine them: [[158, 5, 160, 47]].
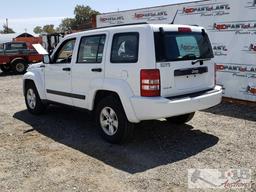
[[43, 55, 51, 64]]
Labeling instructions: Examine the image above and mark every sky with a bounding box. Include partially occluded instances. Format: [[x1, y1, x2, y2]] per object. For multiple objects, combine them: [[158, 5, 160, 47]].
[[0, 0, 195, 34]]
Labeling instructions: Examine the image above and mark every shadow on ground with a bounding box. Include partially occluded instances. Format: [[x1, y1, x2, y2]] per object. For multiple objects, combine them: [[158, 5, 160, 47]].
[[0, 71, 20, 77], [14, 106, 219, 174], [204, 102, 255, 122]]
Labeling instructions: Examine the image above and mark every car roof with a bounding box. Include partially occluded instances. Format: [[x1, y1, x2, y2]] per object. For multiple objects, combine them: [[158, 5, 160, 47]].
[[65, 23, 205, 39]]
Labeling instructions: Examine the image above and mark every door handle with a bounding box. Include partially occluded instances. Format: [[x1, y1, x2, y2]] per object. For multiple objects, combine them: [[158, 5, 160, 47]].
[[62, 67, 71, 72], [91, 68, 102, 72]]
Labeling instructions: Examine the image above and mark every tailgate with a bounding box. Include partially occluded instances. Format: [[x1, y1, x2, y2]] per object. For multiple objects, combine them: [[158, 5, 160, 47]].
[[154, 29, 215, 97], [157, 60, 215, 97]]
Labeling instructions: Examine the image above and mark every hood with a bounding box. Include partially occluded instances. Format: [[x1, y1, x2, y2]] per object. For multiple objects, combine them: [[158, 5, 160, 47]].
[[27, 62, 43, 71]]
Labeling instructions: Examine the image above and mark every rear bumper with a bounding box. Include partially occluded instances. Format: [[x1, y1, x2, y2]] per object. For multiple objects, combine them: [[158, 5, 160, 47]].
[[130, 86, 222, 122]]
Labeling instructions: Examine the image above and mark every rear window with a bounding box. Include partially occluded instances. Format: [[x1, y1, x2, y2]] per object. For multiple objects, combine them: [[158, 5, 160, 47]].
[[154, 32, 213, 62], [5, 43, 27, 50]]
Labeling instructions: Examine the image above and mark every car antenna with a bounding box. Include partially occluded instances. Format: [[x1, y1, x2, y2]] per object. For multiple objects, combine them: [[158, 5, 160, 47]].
[[171, 10, 179, 24]]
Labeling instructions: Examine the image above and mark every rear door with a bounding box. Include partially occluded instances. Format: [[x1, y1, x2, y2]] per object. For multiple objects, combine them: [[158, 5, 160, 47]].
[[71, 33, 107, 109], [154, 29, 215, 97]]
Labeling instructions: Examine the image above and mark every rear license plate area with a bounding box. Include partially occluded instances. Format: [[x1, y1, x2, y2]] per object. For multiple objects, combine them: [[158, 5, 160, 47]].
[[174, 66, 208, 77]]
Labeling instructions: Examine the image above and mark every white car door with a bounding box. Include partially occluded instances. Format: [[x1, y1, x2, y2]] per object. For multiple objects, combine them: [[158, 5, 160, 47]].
[[44, 38, 77, 106], [71, 34, 107, 109]]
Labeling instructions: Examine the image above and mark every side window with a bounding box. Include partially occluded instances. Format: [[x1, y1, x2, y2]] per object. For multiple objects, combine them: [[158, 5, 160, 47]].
[[53, 39, 76, 64], [77, 35, 106, 63], [111, 33, 139, 63], [6, 43, 27, 50]]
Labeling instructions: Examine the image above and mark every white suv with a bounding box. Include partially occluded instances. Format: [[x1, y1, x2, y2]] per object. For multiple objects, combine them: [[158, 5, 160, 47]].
[[23, 23, 222, 143]]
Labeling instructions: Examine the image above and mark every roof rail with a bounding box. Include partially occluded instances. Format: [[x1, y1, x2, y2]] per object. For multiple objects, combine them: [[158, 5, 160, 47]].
[[68, 22, 149, 34], [96, 22, 148, 30]]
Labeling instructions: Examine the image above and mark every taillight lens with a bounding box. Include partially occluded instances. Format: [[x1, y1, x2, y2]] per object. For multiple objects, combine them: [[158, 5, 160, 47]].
[[178, 27, 192, 33], [140, 69, 160, 97]]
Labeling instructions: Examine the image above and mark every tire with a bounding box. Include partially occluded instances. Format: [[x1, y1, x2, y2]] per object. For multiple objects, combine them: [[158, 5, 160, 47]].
[[0, 64, 12, 73], [166, 112, 195, 124], [25, 82, 46, 115], [95, 96, 134, 144], [12, 60, 28, 74]]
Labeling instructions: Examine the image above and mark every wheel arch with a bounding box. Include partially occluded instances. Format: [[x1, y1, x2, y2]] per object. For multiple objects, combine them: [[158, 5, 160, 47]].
[[11, 57, 27, 65], [93, 90, 120, 110], [90, 80, 139, 123], [23, 71, 46, 100]]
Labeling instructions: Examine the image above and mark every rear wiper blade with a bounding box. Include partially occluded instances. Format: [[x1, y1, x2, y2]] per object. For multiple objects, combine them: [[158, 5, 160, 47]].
[[182, 54, 197, 60], [192, 58, 211, 65]]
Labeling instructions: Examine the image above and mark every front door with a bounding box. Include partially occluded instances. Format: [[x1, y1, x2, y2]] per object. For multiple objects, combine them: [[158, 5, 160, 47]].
[[45, 38, 76, 106]]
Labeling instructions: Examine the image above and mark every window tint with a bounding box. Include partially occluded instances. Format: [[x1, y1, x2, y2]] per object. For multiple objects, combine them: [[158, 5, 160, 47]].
[[176, 36, 200, 58], [77, 35, 106, 63], [111, 33, 139, 63], [53, 39, 76, 64], [154, 32, 213, 62], [6, 43, 27, 50]]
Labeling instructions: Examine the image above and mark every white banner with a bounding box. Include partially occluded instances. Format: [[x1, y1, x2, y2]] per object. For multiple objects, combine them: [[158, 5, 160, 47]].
[[97, 0, 256, 102]]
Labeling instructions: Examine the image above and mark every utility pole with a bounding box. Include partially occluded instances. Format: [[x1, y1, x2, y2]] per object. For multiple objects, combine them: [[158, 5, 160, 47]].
[[6, 18, 8, 33]]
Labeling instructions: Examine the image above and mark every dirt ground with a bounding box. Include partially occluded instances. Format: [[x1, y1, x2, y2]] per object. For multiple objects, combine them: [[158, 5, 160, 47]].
[[0, 72, 255, 192]]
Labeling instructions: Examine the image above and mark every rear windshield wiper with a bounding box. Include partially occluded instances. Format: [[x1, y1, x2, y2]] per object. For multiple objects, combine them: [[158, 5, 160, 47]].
[[192, 58, 211, 65], [181, 54, 197, 60]]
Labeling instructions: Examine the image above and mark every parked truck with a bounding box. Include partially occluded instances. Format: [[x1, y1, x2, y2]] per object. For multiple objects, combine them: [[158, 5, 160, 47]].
[[0, 42, 43, 74]]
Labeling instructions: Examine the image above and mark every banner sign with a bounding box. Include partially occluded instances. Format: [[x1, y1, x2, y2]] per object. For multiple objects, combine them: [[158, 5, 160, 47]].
[[97, 0, 256, 102]]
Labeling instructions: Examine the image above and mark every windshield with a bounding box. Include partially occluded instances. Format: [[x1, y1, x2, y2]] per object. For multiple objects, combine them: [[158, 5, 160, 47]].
[[154, 32, 214, 62]]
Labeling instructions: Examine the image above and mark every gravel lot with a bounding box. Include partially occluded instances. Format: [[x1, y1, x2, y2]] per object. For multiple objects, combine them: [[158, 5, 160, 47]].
[[0, 71, 255, 192]]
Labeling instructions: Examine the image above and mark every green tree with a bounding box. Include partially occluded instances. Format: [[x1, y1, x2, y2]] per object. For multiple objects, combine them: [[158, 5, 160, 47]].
[[58, 18, 76, 32], [0, 24, 15, 34], [74, 5, 99, 27], [42, 24, 56, 33], [33, 26, 43, 34], [58, 5, 100, 32]]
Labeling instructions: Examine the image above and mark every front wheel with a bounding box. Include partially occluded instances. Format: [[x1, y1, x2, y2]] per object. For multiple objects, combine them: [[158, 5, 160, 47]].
[[95, 96, 134, 144], [166, 112, 195, 124], [25, 82, 46, 115]]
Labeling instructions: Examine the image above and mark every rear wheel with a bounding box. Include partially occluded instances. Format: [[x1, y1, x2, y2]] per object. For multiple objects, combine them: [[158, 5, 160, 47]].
[[95, 96, 134, 144], [25, 82, 46, 115], [0, 64, 12, 73], [12, 60, 28, 74], [166, 112, 195, 124]]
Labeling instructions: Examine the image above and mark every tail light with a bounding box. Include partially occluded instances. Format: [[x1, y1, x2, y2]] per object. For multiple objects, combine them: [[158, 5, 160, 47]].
[[140, 69, 160, 97], [178, 27, 192, 33]]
